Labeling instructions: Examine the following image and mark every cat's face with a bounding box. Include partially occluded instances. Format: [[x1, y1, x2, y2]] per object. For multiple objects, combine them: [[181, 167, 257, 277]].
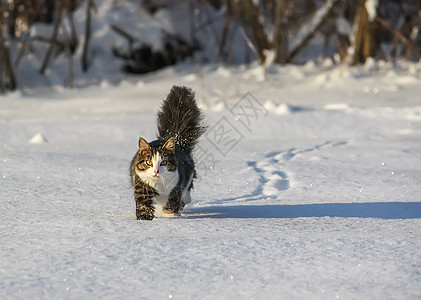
[[134, 137, 177, 181]]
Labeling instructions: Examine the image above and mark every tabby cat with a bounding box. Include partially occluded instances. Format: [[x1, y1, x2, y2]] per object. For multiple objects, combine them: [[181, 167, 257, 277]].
[[130, 86, 205, 220]]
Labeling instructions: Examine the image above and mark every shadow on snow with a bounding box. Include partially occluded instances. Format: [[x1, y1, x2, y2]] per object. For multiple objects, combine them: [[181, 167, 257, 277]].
[[185, 202, 421, 220]]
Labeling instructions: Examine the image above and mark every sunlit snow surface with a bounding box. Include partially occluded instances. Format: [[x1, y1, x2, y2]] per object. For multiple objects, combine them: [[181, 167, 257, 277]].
[[1, 62, 421, 299]]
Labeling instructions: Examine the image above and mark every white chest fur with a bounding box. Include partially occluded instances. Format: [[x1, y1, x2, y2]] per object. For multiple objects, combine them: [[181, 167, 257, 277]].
[[136, 168, 179, 196], [135, 152, 179, 216]]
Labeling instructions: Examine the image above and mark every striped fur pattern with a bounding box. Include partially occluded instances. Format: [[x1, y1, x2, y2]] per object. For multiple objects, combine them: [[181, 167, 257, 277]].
[[130, 86, 205, 220]]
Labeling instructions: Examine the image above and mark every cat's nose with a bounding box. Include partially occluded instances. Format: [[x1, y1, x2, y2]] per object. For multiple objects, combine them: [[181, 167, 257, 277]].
[[154, 170, 159, 175]]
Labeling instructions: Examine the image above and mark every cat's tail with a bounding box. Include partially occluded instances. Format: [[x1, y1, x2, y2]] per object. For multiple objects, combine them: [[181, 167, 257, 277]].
[[157, 85, 206, 152]]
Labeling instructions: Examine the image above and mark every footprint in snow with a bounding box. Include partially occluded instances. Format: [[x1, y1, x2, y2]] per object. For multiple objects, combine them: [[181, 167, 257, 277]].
[[248, 155, 291, 197], [249, 140, 347, 198]]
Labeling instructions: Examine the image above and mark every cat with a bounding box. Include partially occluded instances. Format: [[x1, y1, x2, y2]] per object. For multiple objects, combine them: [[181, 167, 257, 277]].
[[130, 86, 205, 220]]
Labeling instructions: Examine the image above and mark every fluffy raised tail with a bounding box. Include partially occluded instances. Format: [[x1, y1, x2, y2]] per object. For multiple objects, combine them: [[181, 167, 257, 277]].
[[157, 86, 206, 152]]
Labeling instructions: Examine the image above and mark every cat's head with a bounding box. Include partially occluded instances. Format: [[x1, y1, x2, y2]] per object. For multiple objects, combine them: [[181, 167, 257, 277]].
[[133, 137, 177, 180]]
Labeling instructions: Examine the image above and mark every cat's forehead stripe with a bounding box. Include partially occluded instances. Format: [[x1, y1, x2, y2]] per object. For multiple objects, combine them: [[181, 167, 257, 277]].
[[152, 152, 162, 163]]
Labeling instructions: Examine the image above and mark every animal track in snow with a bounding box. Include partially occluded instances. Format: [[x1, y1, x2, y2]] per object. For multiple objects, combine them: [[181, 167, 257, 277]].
[[249, 140, 347, 197]]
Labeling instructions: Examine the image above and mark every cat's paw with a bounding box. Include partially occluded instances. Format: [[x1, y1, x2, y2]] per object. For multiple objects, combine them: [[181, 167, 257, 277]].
[[137, 213, 154, 220], [136, 202, 154, 220], [163, 199, 182, 214], [162, 201, 186, 215], [162, 207, 178, 214], [136, 207, 154, 220], [162, 203, 183, 215]]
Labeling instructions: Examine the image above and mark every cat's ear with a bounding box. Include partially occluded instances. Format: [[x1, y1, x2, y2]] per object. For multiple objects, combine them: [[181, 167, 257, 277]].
[[162, 137, 175, 152], [138, 137, 151, 154]]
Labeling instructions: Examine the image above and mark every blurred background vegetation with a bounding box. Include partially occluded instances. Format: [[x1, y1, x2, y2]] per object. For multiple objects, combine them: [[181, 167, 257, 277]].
[[1, 0, 420, 92]]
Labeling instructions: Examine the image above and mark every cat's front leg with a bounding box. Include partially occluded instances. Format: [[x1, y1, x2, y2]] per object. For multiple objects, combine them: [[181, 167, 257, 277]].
[[136, 198, 154, 220], [134, 186, 157, 220], [163, 188, 182, 214]]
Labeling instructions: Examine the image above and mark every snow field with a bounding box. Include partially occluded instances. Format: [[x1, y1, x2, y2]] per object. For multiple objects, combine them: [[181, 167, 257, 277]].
[[1, 63, 421, 299]]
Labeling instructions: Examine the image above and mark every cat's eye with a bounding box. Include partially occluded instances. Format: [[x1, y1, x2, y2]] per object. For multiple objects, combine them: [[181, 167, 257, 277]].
[[145, 160, 153, 166], [161, 160, 168, 166]]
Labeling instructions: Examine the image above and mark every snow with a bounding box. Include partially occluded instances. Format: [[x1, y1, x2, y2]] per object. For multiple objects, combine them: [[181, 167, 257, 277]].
[[365, 0, 379, 23], [28, 133, 48, 144], [1, 61, 421, 299]]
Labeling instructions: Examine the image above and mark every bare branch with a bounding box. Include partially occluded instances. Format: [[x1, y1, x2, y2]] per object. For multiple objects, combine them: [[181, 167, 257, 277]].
[[239, 27, 261, 64], [40, 0, 63, 74]]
